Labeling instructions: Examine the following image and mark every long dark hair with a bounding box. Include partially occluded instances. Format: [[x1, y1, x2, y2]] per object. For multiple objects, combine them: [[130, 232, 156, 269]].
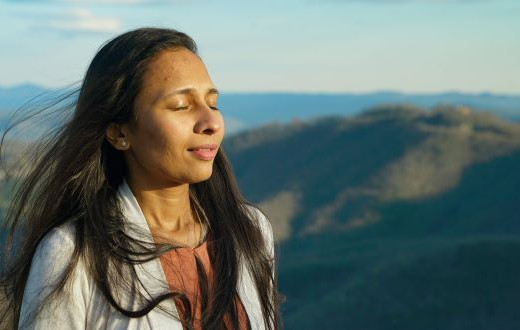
[[0, 27, 283, 329]]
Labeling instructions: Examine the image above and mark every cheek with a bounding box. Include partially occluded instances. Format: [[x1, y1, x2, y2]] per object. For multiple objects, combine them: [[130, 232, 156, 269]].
[[145, 117, 191, 154], [138, 119, 166, 149]]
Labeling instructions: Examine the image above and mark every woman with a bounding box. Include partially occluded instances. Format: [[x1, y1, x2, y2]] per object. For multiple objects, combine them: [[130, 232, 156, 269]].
[[0, 27, 282, 329]]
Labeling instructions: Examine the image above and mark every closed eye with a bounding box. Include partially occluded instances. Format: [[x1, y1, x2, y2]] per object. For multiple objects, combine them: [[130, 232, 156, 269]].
[[169, 105, 219, 111], [168, 106, 190, 112]]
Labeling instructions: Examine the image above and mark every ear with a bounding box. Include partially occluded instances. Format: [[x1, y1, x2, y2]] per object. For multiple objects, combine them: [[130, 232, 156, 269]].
[[106, 123, 130, 150]]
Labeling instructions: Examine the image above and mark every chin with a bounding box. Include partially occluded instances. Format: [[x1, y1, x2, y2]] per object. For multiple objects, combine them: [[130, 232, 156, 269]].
[[189, 169, 214, 183]]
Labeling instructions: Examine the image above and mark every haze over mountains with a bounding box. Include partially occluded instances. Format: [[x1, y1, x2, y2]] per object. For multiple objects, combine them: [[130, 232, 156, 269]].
[[1, 85, 520, 328], [1, 84, 519, 136], [225, 104, 520, 242], [222, 104, 520, 329]]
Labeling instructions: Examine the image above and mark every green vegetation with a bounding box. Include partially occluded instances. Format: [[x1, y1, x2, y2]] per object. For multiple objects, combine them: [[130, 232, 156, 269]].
[[280, 236, 520, 329], [2, 103, 520, 329], [224, 104, 520, 329]]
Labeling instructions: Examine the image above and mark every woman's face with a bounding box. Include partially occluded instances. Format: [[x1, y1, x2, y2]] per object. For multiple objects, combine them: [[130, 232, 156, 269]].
[[122, 47, 225, 186]]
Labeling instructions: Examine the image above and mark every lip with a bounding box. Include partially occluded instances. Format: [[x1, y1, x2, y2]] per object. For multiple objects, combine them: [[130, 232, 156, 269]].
[[187, 144, 218, 160]]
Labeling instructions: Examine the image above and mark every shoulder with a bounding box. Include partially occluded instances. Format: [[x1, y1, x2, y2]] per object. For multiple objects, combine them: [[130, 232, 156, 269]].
[[35, 221, 77, 258], [30, 222, 78, 274], [243, 204, 274, 256], [26, 220, 83, 289], [20, 221, 91, 328], [244, 204, 272, 233]]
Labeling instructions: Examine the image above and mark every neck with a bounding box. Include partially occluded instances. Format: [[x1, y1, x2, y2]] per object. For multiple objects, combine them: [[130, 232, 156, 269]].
[[125, 177, 197, 234]]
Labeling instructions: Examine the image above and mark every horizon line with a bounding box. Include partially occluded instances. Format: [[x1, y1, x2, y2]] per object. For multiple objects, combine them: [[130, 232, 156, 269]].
[[1, 83, 519, 97]]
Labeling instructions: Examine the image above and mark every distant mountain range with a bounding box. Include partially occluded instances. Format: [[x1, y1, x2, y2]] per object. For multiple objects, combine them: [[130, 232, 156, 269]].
[[1, 99, 520, 329], [1, 84, 519, 136], [223, 104, 520, 329]]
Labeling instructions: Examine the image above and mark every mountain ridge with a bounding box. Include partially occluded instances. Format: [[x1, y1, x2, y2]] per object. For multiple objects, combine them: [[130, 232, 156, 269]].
[[1, 102, 520, 328], [1, 84, 519, 135], [224, 104, 518, 243]]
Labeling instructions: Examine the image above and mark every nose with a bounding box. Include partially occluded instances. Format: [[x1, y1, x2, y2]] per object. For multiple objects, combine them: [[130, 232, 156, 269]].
[[193, 103, 223, 135]]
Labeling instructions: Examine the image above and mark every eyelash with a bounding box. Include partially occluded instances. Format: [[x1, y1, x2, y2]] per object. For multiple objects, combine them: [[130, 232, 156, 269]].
[[174, 106, 219, 111]]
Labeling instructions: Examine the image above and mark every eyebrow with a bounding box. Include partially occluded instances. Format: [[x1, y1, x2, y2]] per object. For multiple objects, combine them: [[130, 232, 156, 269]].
[[160, 87, 220, 100]]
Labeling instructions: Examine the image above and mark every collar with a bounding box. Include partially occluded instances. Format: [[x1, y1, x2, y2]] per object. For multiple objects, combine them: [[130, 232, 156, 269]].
[[115, 179, 265, 329], [116, 179, 157, 242]]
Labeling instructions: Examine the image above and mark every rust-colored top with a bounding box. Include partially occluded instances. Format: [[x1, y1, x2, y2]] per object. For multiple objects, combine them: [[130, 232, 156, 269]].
[[159, 238, 250, 329]]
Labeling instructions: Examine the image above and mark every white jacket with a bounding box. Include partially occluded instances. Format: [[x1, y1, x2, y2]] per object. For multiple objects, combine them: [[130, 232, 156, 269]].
[[19, 180, 275, 329]]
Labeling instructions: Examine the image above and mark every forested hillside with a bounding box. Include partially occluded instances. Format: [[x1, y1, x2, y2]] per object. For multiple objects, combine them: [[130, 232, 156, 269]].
[[1, 103, 520, 329], [223, 104, 520, 329]]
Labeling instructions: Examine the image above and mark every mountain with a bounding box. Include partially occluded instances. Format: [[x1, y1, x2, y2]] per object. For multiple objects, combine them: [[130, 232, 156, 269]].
[[0, 84, 48, 110], [1, 84, 519, 135], [223, 103, 520, 329], [1, 102, 520, 329], [0, 84, 73, 134], [218, 91, 520, 131]]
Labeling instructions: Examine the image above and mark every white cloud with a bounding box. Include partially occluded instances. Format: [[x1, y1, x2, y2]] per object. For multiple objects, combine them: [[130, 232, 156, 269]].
[[65, 0, 145, 3], [3, 0, 195, 4], [305, 0, 493, 3], [58, 0, 156, 3], [43, 8, 121, 33]]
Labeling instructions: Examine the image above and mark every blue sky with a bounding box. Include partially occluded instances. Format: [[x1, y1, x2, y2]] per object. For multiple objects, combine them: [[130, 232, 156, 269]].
[[0, 0, 518, 94]]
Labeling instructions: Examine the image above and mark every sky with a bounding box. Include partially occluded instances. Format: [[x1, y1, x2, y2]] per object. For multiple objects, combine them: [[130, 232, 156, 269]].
[[0, 0, 519, 94]]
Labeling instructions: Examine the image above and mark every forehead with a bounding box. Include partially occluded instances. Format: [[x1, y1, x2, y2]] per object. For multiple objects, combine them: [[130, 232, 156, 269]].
[[146, 48, 204, 79], [137, 48, 213, 105]]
